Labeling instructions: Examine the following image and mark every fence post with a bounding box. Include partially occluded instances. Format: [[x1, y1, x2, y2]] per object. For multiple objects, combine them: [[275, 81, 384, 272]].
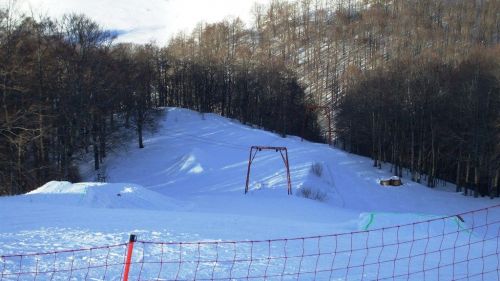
[[123, 234, 137, 281]]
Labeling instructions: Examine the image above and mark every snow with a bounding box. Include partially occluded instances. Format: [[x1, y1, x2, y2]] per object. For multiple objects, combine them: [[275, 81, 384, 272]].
[[0, 107, 498, 279], [18, 0, 271, 45], [24, 181, 181, 210]]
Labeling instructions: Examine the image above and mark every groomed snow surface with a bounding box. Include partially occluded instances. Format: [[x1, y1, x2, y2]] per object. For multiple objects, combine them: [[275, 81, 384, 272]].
[[1, 108, 499, 280]]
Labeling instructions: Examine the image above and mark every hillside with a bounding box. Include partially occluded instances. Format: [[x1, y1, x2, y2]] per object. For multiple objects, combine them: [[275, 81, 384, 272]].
[[1, 107, 497, 252], [1, 107, 499, 280], [81, 108, 497, 215]]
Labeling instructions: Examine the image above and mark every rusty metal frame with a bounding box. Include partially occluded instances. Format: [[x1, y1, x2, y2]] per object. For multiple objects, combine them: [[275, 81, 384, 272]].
[[244, 146, 292, 195]]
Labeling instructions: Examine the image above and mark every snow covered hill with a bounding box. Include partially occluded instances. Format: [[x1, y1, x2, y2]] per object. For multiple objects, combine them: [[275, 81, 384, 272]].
[[83, 107, 497, 214], [21, 0, 270, 44], [0, 107, 498, 258]]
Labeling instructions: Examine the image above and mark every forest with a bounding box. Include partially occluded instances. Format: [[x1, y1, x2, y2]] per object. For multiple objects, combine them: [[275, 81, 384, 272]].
[[1, 0, 499, 197]]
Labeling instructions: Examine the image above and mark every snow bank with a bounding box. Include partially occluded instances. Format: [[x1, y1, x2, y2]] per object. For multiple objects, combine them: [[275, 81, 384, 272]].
[[24, 181, 179, 210]]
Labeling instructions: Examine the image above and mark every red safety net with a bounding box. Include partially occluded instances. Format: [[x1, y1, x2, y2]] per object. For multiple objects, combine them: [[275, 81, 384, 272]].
[[0, 243, 128, 280], [1, 205, 499, 280]]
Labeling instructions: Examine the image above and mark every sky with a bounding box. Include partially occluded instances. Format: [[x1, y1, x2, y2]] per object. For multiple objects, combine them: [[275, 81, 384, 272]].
[[15, 0, 271, 45]]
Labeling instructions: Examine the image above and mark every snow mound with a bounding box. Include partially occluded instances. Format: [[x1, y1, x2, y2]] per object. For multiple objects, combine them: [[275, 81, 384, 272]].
[[296, 161, 344, 206], [24, 181, 179, 210], [175, 149, 208, 176], [28, 181, 76, 194]]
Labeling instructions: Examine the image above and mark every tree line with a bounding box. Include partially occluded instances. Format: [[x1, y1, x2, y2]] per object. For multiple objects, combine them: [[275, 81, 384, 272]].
[[337, 50, 499, 197], [328, 0, 500, 197], [0, 10, 164, 194], [0, 4, 320, 195], [165, 0, 499, 197], [165, 20, 321, 140], [2, 0, 499, 197]]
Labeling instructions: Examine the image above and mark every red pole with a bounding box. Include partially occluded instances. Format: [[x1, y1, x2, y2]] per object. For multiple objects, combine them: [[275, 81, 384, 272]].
[[122, 234, 136, 281]]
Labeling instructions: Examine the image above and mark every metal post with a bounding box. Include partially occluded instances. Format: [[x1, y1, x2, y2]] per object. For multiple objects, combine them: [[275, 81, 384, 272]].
[[245, 147, 255, 194], [284, 149, 292, 195]]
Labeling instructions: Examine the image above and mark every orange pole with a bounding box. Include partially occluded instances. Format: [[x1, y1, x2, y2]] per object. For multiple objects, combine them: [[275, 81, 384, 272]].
[[123, 234, 136, 281]]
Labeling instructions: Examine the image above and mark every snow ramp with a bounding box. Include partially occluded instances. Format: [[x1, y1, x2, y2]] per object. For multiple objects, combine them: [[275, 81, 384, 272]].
[[24, 181, 179, 210]]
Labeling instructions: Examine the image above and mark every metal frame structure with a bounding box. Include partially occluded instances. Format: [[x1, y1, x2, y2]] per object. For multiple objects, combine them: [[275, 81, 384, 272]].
[[244, 146, 292, 195]]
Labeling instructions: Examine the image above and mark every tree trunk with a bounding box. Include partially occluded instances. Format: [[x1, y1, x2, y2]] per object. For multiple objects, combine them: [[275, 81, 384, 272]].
[[99, 119, 106, 161], [137, 117, 144, 149], [428, 124, 436, 188], [93, 119, 99, 171], [494, 169, 499, 198], [474, 166, 479, 198], [464, 155, 470, 196], [93, 139, 99, 171], [411, 130, 415, 181], [372, 111, 377, 167]]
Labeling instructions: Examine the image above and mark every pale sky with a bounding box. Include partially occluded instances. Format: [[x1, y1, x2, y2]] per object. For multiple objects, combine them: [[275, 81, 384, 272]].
[[15, 0, 271, 45]]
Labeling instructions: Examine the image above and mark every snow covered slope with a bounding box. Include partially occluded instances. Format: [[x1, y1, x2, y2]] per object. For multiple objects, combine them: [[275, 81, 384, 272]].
[[1, 107, 498, 256], [84, 107, 496, 215], [21, 0, 270, 45]]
